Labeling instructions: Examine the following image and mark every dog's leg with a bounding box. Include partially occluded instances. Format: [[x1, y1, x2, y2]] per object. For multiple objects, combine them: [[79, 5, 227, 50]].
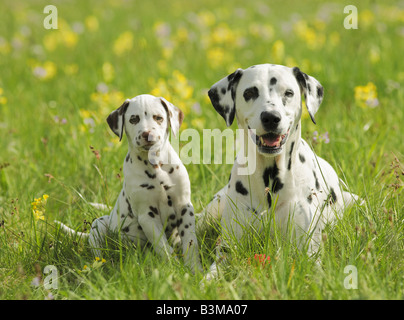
[[88, 215, 110, 257], [137, 205, 174, 259], [201, 244, 225, 285], [175, 202, 202, 273], [196, 186, 227, 235]]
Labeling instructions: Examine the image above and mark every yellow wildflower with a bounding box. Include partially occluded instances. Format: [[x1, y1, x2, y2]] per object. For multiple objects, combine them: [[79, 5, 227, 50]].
[[102, 62, 115, 83], [359, 9, 375, 28], [0, 37, 11, 55], [85, 16, 99, 32], [0, 88, 7, 105], [354, 82, 379, 108], [64, 64, 79, 75], [271, 40, 285, 64], [207, 47, 226, 69], [31, 194, 49, 222], [113, 31, 134, 56], [32, 61, 57, 81], [197, 10, 216, 27]]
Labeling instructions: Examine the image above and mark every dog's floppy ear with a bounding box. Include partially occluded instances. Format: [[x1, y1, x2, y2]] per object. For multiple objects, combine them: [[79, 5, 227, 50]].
[[293, 67, 324, 124], [208, 68, 244, 127], [160, 97, 184, 137], [107, 99, 130, 141]]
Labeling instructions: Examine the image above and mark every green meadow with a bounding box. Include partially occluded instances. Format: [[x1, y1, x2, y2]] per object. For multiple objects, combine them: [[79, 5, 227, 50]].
[[0, 0, 403, 300]]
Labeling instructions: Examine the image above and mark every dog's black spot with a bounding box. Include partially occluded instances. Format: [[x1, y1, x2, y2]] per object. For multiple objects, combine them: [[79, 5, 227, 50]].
[[270, 77, 277, 85], [137, 156, 142, 161], [168, 199, 172, 206], [272, 177, 284, 193], [140, 183, 149, 188], [221, 88, 226, 95], [169, 213, 176, 220], [189, 210, 194, 216], [170, 223, 177, 228], [299, 153, 306, 163], [123, 226, 130, 233], [177, 218, 183, 226], [263, 164, 279, 187], [307, 83, 312, 93], [185, 224, 189, 229], [235, 181, 248, 195], [144, 160, 148, 166], [148, 212, 154, 218], [317, 86, 324, 98], [307, 194, 313, 204], [168, 167, 174, 174], [121, 214, 125, 219], [180, 230, 185, 237], [243, 86, 259, 102], [138, 225, 142, 230], [145, 170, 156, 179], [296, 124, 299, 131], [267, 192, 272, 208], [125, 198, 134, 218], [125, 153, 130, 162], [263, 167, 271, 187], [330, 188, 337, 204], [149, 206, 158, 215], [181, 208, 187, 216], [289, 142, 295, 156], [288, 142, 295, 170], [164, 185, 171, 190], [145, 111, 147, 116], [147, 185, 155, 190], [228, 172, 232, 182], [313, 171, 320, 190]]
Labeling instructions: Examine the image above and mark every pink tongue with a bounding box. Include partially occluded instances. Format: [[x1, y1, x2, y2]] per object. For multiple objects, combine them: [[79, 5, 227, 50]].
[[263, 135, 281, 147]]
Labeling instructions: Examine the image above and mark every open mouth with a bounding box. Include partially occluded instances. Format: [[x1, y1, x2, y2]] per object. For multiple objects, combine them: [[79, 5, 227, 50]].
[[248, 126, 289, 154]]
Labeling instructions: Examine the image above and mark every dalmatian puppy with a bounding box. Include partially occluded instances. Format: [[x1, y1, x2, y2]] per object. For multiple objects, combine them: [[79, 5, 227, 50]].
[[56, 94, 202, 273], [198, 64, 358, 280]]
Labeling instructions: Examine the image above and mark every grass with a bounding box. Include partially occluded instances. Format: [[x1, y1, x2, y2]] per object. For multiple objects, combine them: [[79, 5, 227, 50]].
[[0, 0, 403, 300]]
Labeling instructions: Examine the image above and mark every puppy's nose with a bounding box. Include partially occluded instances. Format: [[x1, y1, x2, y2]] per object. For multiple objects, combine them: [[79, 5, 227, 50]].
[[260, 111, 281, 131], [141, 131, 154, 141]]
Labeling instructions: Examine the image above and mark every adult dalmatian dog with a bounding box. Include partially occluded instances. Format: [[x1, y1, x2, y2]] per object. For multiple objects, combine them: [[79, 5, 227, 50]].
[[198, 64, 358, 280], [56, 94, 202, 273]]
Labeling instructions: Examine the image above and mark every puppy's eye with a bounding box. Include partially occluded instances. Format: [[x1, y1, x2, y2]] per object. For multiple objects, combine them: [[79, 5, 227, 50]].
[[243, 86, 259, 102], [153, 115, 164, 123], [129, 115, 140, 124], [285, 89, 294, 98]]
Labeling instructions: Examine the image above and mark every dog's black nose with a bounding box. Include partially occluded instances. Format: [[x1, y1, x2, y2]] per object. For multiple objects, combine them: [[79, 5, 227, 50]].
[[141, 131, 155, 142], [260, 111, 281, 131]]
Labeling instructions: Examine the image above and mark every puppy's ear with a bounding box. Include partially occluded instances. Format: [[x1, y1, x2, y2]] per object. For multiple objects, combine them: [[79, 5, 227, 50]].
[[293, 67, 324, 124], [160, 98, 184, 137], [107, 99, 130, 141], [208, 68, 243, 127]]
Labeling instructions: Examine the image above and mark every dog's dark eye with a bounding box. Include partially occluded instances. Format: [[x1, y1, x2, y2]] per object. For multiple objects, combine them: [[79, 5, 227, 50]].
[[153, 115, 164, 123], [243, 87, 259, 102], [129, 115, 140, 124], [285, 89, 294, 98]]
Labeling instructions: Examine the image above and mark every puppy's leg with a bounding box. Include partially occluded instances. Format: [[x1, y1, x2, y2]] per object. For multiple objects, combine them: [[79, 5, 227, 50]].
[[201, 244, 225, 285], [176, 202, 202, 273], [88, 215, 110, 257], [137, 204, 174, 258]]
